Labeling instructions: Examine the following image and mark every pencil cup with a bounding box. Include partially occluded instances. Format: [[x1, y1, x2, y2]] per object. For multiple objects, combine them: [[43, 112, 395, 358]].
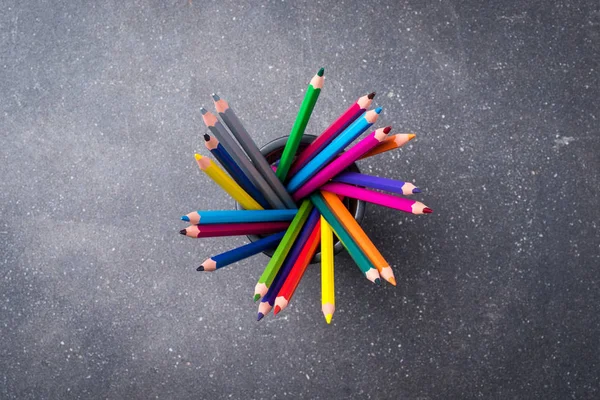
[[239, 134, 366, 263]]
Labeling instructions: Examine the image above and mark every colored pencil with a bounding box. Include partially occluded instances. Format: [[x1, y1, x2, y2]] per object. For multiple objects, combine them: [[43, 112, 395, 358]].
[[182, 209, 298, 225], [204, 134, 270, 209], [179, 221, 289, 238], [320, 216, 335, 324], [212, 94, 297, 209], [200, 108, 286, 209], [286, 107, 382, 193], [276, 68, 325, 182], [309, 192, 381, 284], [359, 133, 415, 160], [321, 191, 395, 285], [273, 215, 322, 315], [292, 126, 391, 201], [254, 200, 313, 301], [321, 182, 433, 214], [194, 154, 263, 210], [332, 171, 421, 195], [288, 92, 375, 176], [257, 208, 320, 321], [198, 231, 285, 271]]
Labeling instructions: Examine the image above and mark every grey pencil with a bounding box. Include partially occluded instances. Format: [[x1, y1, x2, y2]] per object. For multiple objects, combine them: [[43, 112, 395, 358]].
[[200, 108, 286, 209], [212, 94, 297, 209]]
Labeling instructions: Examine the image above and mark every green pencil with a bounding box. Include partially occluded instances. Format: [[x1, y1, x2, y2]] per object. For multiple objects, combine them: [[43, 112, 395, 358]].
[[276, 68, 324, 182], [310, 192, 381, 285], [253, 199, 313, 301]]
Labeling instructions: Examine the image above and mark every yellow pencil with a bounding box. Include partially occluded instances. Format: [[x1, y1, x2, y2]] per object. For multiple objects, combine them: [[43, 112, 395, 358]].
[[321, 216, 335, 324], [321, 191, 396, 285], [194, 154, 264, 210]]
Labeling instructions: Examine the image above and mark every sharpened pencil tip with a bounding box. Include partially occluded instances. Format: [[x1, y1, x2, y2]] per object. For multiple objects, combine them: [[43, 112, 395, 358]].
[[211, 93, 220, 101], [181, 215, 190, 222], [375, 278, 382, 286], [388, 277, 397, 286], [325, 314, 332, 324], [179, 229, 187, 235], [196, 265, 204, 271], [317, 67, 324, 77], [412, 188, 422, 194], [423, 207, 433, 214], [383, 126, 392, 134], [203, 134, 210, 141], [194, 153, 202, 161], [375, 106, 382, 114], [367, 91, 376, 99], [408, 133, 416, 140], [273, 305, 281, 315], [199, 107, 208, 115], [253, 293, 261, 302], [257, 312, 264, 321]]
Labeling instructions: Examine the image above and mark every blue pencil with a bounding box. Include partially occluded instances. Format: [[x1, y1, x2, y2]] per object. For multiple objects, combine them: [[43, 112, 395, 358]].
[[331, 171, 421, 196], [204, 134, 270, 209], [286, 107, 382, 193], [197, 231, 286, 272], [181, 209, 298, 225], [257, 208, 321, 320]]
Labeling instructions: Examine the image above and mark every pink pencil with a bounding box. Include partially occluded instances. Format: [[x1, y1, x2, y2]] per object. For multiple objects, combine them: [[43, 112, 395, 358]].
[[179, 221, 290, 238], [292, 127, 391, 201], [320, 182, 433, 215], [288, 92, 375, 176]]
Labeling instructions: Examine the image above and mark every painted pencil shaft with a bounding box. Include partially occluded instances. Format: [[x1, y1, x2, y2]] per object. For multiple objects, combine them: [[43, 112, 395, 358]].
[[195, 154, 263, 210], [309, 193, 380, 283], [254, 199, 314, 300], [201, 108, 286, 209], [291, 127, 390, 201], [258, 208, 321, 320], [181, 221, 289, 238], [276, 68, 324, 182], [199, 231, 285, 271], [359, 133, 415, 160], [320, 216, 335, 323], [332, 172, 420, 196], [213, 95, 296, 209], [286, 107, 382, 194], [183, 209, 297, 225], [289, 92, 375, 176], [321, 182, 432, 214], [321, 191, 395, 285]]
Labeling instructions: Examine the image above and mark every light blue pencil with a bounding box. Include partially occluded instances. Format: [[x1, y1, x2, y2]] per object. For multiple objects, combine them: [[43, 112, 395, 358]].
[[181, 209, 298, 225], [197, 231, 285, 271], [286, 107, 382, 193]]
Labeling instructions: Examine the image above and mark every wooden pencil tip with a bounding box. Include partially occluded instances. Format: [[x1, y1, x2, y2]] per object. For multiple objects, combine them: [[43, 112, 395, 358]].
[[317, 67, 324, 77], [383, 126, 392, 134], [412, 187, 422, 194], [194, 153, 202, 160], [374, 106, 382, 114], [181, 215, 190, 222], [375, 278, 382, 286], [211, 93, 220, 101], [325, 314, 332, 324], [257, 312, 265, 321], [388, 277, 397, 286], [253, 293, 261, 302], [423, 207, 433, 214], [408, 133, 416, 140], [367, 91, 376, 99], [196, 265, 204, 271], [203, 134, 210, 141], [199, 107, 208, 115], [273, 305, 281, 315]]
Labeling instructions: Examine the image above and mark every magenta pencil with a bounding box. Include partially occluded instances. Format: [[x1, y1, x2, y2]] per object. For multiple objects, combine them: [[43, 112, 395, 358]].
[[288, 92, 375, 176], [292, 127, 390, 201], [320, 182, 433, 215], [180, 221, 290, 238]]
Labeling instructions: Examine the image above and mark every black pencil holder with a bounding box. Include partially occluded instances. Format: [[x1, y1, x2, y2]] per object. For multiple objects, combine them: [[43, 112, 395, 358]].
[[239, 134, 366, 264]]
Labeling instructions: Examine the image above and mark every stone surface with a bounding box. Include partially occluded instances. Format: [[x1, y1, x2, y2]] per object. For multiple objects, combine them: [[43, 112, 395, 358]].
[[1, 1, 598, 399]]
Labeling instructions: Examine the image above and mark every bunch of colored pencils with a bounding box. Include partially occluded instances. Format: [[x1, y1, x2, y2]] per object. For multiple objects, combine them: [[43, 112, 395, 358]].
[[180, 67, 432, 324]]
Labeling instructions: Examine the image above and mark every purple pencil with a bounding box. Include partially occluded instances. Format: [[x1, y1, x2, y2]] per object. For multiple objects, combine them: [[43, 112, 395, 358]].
[[292, 127, 391, 201], [332, 171, 421, 195]]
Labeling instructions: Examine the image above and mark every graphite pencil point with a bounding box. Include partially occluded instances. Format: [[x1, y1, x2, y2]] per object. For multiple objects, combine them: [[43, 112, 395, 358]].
[[179, 229, 186, 235], [317, 67, 324, 77], [367, 92, 376, 99], [203, 133, 210, 141], [211, 93, 220, 101], [196, 265, 204, 271], [199, 107, 208, 115]]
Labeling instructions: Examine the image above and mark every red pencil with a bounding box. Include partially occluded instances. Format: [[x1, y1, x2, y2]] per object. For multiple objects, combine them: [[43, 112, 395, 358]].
[[273, 219, 322, 315], [288, 92, 375, 176], [179, 221, 290, 238]]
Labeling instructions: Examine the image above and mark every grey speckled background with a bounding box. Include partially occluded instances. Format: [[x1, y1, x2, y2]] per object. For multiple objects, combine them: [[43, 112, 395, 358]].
[[1, 1, 599, 399]]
